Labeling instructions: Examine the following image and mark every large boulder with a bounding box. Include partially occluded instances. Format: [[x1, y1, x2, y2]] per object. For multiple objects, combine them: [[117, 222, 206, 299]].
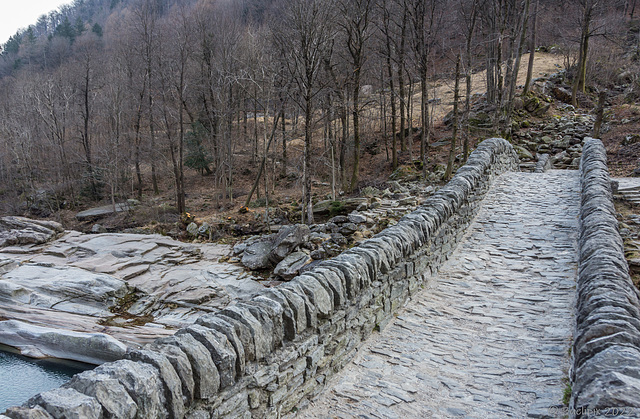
[[552, 86, 572, 104], [313, 198, 369, 217], [240, 224, 310, 270], [76, 202, 133, 221], [273, 252, 311, 280], [0, 217, 63, 248], [269, 224, 310, 262], [241, 240, 274, 270]]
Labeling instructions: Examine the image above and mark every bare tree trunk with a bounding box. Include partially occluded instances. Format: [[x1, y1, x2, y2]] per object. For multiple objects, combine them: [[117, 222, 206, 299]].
[[593, 90, 606, 138], [350, 80, 361, 192], [149, 93, 160, 195], [398, 7, 408, 152], [572, 1, 594, 107], [81, 60, 97, 200], [464, 0, 478, 162], [253, 85, 259, 163], [304, 96, 314, 224], [445, 55, 461, 181], [245, 112, 281, 206], [523, 0, 539, 96], [134, 96, 144, 199], [281, 105, 286, 178], [339, 99, 348, 187], [384, 23, 398, 169]]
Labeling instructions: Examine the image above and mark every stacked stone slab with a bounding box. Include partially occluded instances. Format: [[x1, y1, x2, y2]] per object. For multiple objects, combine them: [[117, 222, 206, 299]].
[[571, 138, 640, 418], [2, 138, 519, 419]]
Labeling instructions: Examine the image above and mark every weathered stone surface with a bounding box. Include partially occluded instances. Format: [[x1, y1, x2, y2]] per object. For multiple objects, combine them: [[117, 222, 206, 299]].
[[260, 289, 298, 340], [0, 217, 63, 248], [293, 169, 578, 418], [239, 224, 311, 271], [91, 359, 168, 418], [195, 314, 245, 376], [6, 138, 536, 418], [313, 198, 368, 217], [218, 304, 271, 361], [250, 296, 285, 348], [145, 341, 195, 403], [4, 406, 54, 419], [65, 369, 138, 419], [0, 320, 127, 364], [125, 349, 186, 418], [186, 222, 199, 237], [177, 325, 237, 389], [273, 252, 310, 280], [277, 287, 308, 336], [75, 203, 131, 221], [347, 212, 368, 224], [270, 224, 311, 263], [156, 334, 220, 400], [241, 240, 273, 270], [0, 230, 263, 350], [0, 264, 128, 317], [27, 388, 102, 419]]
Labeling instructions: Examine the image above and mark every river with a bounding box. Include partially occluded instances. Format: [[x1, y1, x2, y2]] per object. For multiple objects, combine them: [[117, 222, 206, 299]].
[[0, 348, 92, 413]]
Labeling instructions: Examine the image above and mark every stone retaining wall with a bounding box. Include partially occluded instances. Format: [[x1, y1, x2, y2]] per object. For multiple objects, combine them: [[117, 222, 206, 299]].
[[3, 138, 519, 419], [571, 138, 640, 418]]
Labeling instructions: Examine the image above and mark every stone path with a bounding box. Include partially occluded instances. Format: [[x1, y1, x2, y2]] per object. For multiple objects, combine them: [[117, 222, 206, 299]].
[[293, 170, 580, 419]]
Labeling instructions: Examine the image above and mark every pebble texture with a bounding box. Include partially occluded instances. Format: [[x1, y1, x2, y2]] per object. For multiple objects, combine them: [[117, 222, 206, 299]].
[[571, 138, 640, 418], [292, 170, 579, 419]]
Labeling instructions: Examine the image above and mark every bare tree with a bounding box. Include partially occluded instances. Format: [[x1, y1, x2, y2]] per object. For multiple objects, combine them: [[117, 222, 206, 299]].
[[445, 54, 461, 180], [72, 32, 104, 200], [459, 0, 479, 161], [377, 0, 399, 169], [571, 0, 598, 106], [522, 0, 539, 96], [409, 0, 444, 175], [339, 0, 374, 192], [273, 0, 336, 224]]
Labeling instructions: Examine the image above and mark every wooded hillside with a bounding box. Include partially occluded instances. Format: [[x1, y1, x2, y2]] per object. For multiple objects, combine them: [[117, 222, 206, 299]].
[[0, 0, 636, 227]]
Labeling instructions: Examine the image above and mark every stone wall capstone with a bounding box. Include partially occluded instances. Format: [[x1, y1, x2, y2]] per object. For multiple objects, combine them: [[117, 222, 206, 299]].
[[571, 137, 640, 418], [3, 138, 519, 419]]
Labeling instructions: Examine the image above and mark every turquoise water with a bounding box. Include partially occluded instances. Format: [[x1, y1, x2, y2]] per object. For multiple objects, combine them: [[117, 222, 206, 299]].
[[0, 349, 92, 413]]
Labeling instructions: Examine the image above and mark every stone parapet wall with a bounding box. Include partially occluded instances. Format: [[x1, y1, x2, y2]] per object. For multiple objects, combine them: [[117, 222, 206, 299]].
[[3, 138, 519, 419], [571, 138, 640, 418], [534, 153, 552, 173]]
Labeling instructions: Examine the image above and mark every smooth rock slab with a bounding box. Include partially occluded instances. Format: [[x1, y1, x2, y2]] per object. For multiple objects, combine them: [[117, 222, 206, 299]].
[[75, 203, 131, 221], [0, 320, 127, 364], [0, 264, 128, 317]]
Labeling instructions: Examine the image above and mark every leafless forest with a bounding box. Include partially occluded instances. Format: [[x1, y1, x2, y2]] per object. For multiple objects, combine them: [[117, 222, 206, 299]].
[[0, 0, 635, 224]]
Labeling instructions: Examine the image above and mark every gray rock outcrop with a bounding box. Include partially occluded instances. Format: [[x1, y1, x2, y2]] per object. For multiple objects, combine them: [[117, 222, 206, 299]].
[[0, 230, 264, 357], [0, 217, 63, 248], [240, 224, 310, 270], [0, 320, 127, 364]]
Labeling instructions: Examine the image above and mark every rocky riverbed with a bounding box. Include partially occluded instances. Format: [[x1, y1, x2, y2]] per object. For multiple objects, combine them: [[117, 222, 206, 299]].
[[0, 180, 435, 365], [0, 217, 263, 364]]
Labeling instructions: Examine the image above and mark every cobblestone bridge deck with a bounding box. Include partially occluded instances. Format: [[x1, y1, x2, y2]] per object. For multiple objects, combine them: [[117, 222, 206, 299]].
[[293, 170, 580, 418]]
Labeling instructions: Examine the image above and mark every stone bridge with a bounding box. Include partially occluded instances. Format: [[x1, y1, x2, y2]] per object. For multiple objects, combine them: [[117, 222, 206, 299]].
[[4, 138, 640, 419]]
